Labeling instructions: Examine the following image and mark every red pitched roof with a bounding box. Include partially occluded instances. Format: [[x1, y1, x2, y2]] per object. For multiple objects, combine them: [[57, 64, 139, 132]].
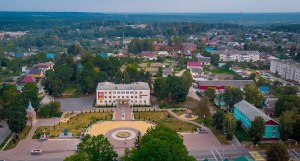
[[21, 75, 36, 83], [187, 62, 201, 67]]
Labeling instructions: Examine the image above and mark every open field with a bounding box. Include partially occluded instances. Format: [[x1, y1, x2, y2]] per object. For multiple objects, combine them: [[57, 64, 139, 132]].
[[33, 112, 112, 138]]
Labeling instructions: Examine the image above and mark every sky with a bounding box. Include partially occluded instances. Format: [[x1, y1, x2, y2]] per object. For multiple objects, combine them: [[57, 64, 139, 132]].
[[0, 0, 299, 13]]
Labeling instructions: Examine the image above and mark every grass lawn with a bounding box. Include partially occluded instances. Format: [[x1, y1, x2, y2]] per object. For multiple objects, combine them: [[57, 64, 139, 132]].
[[134, 111, 198, 132], [33, 112, 113, 139], [211, 68, 236, 75], [4, 126, 32, 150], [235, 127, 251, 143]]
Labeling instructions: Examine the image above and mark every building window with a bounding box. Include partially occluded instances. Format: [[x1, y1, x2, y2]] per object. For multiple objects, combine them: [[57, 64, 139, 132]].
[[131, 96, 133, 98], [140, 91, 142, 94], [135, 92, 137, 94], [117, 92, 120, 94], [109, 92, 111, 94], [130, 91, 134, 94], [140, 96, 142, 98], [118, 96, 120, 98], [122, 96, 124, 98], [113, 96, 115, 98], [126, 91, 129, 94], [126, 96, 129, 98], [135, 96, 137, 98]]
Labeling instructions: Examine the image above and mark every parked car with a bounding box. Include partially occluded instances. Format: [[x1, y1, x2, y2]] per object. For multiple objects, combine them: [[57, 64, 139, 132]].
[[31, 149, 42, 155]]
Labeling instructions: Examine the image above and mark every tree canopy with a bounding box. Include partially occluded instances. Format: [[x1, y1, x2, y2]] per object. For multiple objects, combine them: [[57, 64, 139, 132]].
[[120, 126, 196, 161], [65, 134, 118, 161], [249, 116, 265, 144]]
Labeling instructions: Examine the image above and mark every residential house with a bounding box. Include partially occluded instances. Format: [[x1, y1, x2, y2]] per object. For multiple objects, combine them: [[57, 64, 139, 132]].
[[157, 51, 169, 57], [182, 43, 197, 52], [21, 75, 36, 84], [36, 62, 54, 71], [141, 51, 157, 61], [212, 50, 260, 62], [21, 66, 31, 74], [187, 62, 203, 81], [97, 53, 115, 58], [162, 68, 173, 77], [28, 68, 43, 78], [46, 53, 55, 59], [270, 59, 300, 83], [234, 100, 280, 140], [196, 80, 254, 92]]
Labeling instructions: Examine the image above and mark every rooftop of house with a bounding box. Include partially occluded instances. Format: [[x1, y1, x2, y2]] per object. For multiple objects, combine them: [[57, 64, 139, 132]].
[[197, 80, 254, 87], [162, 68, 173, 74], [234, 100, 277, 123], [211, 50, 260, 56], [97, 82, 150, 91], [29, 68, 42, 75], [187, 62, 201, 67], [21, 75, 36, 83]]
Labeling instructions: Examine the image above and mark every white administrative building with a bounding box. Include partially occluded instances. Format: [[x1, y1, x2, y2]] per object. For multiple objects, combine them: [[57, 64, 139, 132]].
[[96, 82, 151, 106]]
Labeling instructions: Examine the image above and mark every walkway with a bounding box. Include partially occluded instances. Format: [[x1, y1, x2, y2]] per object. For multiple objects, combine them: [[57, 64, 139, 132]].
[[114, 104, 132, 121]]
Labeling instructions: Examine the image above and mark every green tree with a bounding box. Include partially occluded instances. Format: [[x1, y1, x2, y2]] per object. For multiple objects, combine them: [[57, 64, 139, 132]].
[[212, 110, 224, 131], [6, 105, 27, 134], [223, 87, 243, 111], [181, 69, 193, 90], [67, 134, 118, 161], [204, 87, 216, 101], [153, 78, 168, 101], [266, 143, 289, 161], [223, 113, 236, 140], [19, 83, 40, 111], [275, 95, 300, 116], [249, 116, 265, 144], [292, 114, 300, 141], [64, 152, 87, 161], [67, 43, 83, 56], [279, 110, 295, 141], [120, 126, 196, 161], [167, 76, 188, 103], [196, 96, 211, 119], [42, 70, 64, 97], [245, 85, 264, 108], [211, 54, 220, 66]]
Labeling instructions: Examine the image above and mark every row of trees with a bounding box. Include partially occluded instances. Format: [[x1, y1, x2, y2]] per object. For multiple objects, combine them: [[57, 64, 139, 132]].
[[43, 52, 150, 97], [128, 39, 154, 54], [153, 70, 192, 103], [206, 84, 264, 111]]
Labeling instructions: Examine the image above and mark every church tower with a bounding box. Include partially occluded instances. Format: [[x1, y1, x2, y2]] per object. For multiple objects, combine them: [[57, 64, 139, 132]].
[[26, 101, 37, 125]]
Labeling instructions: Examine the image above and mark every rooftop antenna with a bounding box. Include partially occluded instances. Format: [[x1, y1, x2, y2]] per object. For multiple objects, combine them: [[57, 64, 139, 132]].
[[123, 31, 125, 48], [239, 11, 243, 26]]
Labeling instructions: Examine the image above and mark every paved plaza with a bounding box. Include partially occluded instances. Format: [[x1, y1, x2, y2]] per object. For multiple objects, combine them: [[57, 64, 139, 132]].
[[56, 95, 95, 112]]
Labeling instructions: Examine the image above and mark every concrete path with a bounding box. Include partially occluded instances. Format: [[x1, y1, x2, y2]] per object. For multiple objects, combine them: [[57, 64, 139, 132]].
[[114, 104, 132, 121]]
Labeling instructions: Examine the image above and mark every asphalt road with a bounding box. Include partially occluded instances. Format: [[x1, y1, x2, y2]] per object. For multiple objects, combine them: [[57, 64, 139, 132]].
[[0, 121, 10, 146]]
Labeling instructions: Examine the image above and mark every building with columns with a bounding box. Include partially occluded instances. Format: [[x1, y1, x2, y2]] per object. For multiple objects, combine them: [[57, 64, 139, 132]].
[[96, 82, 150, 107]]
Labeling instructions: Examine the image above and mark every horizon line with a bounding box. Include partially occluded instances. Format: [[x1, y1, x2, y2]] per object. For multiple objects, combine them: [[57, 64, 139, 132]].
[[0, 11, 300, 14]]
